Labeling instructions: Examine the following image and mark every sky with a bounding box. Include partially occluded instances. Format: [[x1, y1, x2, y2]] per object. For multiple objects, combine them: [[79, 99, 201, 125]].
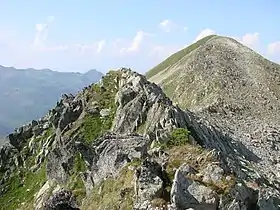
[[0, 0, 279, 74]]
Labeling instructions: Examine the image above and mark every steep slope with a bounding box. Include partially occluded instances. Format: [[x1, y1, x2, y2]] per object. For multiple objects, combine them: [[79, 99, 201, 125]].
[[147, 35, 280, 201], [146, 35, 217, 79], [0, 66, 103, 135], [0, 68, 279, 210], [147, 35, 280, 119]]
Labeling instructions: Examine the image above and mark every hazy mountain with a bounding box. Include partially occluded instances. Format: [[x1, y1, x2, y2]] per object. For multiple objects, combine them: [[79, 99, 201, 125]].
[[0, 66, 103, 135]]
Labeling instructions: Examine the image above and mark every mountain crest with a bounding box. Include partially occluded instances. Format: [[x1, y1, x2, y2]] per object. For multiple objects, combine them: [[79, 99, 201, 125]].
[[0, 67, 279, 209]]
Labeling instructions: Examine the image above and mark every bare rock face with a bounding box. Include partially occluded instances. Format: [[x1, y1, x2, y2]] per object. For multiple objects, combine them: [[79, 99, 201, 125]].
[[84, 133, 150, 193], [134, 159, 165, 209], [170, 164, 219, 210], [112, 68, 186, 142]]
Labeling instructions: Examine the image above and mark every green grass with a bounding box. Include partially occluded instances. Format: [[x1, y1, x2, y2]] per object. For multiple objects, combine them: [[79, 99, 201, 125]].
[[35, 127, 54, 142], [81, 70, 121, 143], [81, 114, 103, 143], [145, 35, 216, 79], [81, 108, 117, 143], [65, 153, 87, 205], [0, 163, 47, 210], [136, 122, 146, 134], [168, 128, 190, 147], [81, 165, 135, 210], [153, 128, 191, 150]]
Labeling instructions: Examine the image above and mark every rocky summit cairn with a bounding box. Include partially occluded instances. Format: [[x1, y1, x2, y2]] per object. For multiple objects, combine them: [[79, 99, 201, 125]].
[[0, 67, 279, 209]]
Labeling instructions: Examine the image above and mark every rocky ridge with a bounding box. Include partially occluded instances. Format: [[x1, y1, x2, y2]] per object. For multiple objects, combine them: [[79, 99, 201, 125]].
[[148, 35, 280, 207], [0, 68, 279, 209]]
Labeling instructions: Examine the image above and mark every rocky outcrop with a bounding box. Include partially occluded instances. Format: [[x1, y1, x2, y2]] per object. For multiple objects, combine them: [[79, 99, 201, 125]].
[[134, 159, 166, 209], [170, 164, 219, 210], [0, 68, 279, 209], [81, 133, 150, 195]]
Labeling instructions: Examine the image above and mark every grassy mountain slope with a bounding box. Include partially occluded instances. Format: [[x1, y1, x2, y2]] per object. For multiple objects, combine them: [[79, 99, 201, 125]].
[[146, 35, 216, 79], [147, 35, 280, 124], [0, 66, 103, 135]]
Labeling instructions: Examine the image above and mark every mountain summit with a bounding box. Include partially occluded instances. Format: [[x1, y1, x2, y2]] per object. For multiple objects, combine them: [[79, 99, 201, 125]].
[[0, 67, 279, 209], [147, 35, 280, 207], [147, 35, 280, 121]]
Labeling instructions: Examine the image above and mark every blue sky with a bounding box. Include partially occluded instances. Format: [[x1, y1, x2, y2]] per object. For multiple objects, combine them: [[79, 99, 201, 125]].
[[0, 0, 279, 73]]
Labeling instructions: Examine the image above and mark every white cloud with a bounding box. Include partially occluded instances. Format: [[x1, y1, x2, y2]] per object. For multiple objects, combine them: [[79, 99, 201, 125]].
[[120, 30, 153, 53], [267, 41, 280, 55], [113, 38, 123, 50], [34, 24, 47, 46], [47, 16, 55, 23], [159, 20, 174, 32], [149, 44, 181, 60], [75, 40, 106, 54], [195, 28, 216, 42], [47, 45, 69, 52], [239, 32, 260, 48], [33, 16, 68, 52], [96, 40, 106, 53], [34, 16, 55, 48], [183, 26, 188, 32], [76, 43, 95, 51]]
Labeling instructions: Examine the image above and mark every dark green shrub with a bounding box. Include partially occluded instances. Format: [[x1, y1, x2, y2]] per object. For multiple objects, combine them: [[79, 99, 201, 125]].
[[168, 128, 190, 147]]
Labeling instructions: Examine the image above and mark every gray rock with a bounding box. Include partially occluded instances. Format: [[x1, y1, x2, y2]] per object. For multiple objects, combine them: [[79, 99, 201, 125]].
[[34, 180, 57, 210], [100, 108, 111, 117], [258, 193, 280, 210], [46, 145, 74, 183], [170, 165, 219, 210], [90, 133, 150, 185], [134, 159, 165, 209], [201, 163, 224, 183], [43, 189, 79, 210]]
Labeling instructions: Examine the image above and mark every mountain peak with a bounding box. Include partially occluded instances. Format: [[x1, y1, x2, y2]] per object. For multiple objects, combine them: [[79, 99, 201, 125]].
[[146, 33, 280, 208]]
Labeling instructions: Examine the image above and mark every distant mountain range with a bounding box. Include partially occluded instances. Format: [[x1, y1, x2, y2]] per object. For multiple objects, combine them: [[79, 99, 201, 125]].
[[0, 66, 103, 136]]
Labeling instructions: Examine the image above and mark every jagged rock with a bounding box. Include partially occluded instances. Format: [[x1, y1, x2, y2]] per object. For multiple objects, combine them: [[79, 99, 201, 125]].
[[85, 107, 99, 115], [34, 180, 56, 210], [43, 189, 79, 210], [112, 70, 183, 141], [219, 182, 258, 209], [89, 133, 150, 186], [170, 164, 219, 210], [134, 159, 165, 209], [47, 145, 74, 183], [33, 125, 44, 136], [8, 123, 33, 148], [57, 100, 83, 131]]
